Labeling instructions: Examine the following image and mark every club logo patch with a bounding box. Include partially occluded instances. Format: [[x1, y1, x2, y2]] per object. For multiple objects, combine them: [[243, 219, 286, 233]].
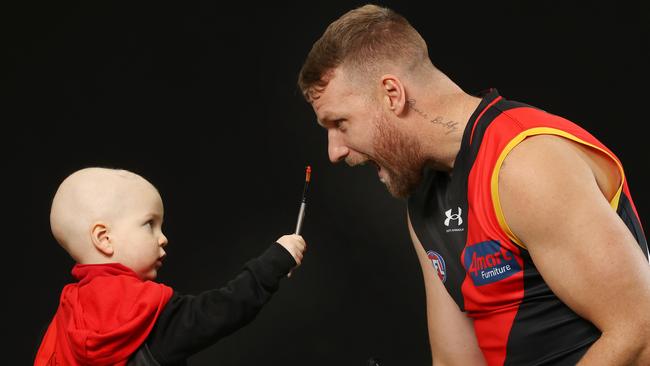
[[427, 250, 447, 283], [463, 240, 521, 286]]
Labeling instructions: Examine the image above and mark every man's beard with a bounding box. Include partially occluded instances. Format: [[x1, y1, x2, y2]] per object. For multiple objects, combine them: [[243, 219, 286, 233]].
[[372, 114, 424, 198]]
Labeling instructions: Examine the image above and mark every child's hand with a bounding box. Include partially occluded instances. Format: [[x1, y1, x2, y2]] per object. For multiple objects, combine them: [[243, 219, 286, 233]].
[[276, 234, 307, 276]]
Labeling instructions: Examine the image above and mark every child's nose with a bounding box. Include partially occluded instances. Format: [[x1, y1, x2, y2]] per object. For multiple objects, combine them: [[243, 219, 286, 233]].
[[159, 233, 168, 247]]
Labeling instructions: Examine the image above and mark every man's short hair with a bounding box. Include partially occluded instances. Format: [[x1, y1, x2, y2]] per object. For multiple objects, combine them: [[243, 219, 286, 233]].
[[298, 4, 429, 101]]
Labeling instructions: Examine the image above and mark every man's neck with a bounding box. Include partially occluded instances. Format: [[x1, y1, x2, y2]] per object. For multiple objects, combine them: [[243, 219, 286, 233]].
[[413, 90, 481, 172]]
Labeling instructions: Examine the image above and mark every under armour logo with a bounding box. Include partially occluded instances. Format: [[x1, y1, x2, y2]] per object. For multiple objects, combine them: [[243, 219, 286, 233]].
[[444, 207, 463, 226]]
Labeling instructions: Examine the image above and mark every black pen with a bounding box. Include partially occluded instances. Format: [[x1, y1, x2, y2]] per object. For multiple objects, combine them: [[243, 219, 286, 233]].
[[295, 165, 311, 235]]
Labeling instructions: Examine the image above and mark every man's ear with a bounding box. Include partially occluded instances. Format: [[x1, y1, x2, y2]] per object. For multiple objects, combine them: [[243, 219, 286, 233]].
[[381, 74, 406, 116], [91, 222, 114, 256]]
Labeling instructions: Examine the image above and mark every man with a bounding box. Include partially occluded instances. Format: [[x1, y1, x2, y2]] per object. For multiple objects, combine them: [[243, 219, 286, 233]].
[[298, 4, 650, 365]]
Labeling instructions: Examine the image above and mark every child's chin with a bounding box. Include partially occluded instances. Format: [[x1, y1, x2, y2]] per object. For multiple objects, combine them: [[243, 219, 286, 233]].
[[142, 269, 157, 281]]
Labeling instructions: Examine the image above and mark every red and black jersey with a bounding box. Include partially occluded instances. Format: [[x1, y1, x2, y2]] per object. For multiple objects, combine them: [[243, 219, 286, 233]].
[[408, 89, 648, 365], [34, 243, 297, 365]]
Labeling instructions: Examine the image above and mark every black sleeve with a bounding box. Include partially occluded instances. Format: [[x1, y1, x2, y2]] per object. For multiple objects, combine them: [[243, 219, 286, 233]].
[[145, 242, 297, 365]]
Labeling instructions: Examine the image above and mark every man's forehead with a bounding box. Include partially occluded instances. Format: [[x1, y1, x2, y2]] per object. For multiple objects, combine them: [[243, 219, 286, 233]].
[[314, 109, 336, 127], [311, 89, 334, 126], [314, 99, 345, 128], [312, 70, 358, 124], [312, 67, 355, 98]]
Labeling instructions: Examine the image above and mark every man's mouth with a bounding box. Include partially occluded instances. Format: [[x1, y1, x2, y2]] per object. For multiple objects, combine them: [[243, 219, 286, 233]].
[[350, 158, 387, 183], [367, 160, 387, 182]]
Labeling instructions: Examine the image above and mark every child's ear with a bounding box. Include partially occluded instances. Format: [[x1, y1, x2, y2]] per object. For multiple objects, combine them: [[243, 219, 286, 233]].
[[91, 222, 114, 256]]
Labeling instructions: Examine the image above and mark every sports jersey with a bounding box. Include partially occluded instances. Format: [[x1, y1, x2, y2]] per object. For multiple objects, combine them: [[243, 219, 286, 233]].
[[408, 89, 648, 365]]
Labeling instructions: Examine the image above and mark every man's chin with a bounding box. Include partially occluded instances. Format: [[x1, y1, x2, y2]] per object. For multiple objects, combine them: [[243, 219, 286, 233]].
[[384, 180, 411, 199], [383, 173, 421, 199]]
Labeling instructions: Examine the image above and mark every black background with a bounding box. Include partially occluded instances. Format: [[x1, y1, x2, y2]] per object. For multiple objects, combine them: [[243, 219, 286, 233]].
[[10, 1, 649, 365]]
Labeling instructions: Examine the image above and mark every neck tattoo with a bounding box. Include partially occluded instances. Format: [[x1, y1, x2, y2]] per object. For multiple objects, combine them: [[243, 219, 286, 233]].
[[407, 98, 459, 134]]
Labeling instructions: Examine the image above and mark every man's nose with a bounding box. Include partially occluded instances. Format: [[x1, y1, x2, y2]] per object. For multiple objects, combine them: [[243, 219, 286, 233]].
[[328, 130, 349, 163]]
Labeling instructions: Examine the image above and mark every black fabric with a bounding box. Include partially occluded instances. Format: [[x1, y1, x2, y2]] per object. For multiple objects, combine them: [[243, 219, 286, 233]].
[[407, 88, 516, 309], [618, 193, 649, 257], [140, 242, 296, 365], [407, 89, 643, 364], [128, 344, 164, 366], [408, 169, 469, 308], [407, 90, 497, 308], [503, 250, 600, 366]]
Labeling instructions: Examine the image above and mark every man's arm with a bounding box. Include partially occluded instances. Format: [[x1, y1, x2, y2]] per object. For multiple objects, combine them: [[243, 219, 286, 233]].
[[408, 215, 487, 366], [499, 135, 650, 365]]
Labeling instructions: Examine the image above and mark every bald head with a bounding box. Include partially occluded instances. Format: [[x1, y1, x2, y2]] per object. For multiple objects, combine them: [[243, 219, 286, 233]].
[[50, 167, 157, 263]]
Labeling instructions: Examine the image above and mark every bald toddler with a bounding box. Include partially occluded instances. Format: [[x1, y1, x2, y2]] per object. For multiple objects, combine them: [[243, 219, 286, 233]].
[[35, 167, 306, 365]]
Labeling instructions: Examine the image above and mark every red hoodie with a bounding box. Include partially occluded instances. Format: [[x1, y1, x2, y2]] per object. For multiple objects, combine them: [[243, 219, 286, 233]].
[[35, 263, 173, 366]]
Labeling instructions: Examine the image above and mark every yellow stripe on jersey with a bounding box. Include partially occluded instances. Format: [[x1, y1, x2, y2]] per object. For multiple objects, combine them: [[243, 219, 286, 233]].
[[490, 127, 625, 249]]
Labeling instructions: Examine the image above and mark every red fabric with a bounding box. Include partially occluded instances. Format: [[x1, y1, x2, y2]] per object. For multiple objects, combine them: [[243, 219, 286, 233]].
[[463, 106, 630, 365], [35, 263, 173, 366]]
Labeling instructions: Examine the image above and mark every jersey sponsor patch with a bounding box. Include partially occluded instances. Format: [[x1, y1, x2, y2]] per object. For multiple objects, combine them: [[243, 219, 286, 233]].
[[427, 250, 447, 283], [463, 240, 521, 286]]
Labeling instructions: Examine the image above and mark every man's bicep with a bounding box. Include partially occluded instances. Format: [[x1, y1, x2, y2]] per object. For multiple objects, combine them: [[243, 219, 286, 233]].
[[499, 136, 650, 335]]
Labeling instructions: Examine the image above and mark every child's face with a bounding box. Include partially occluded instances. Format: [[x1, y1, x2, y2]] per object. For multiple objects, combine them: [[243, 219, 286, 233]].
[[109, 180, 168, 281]]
